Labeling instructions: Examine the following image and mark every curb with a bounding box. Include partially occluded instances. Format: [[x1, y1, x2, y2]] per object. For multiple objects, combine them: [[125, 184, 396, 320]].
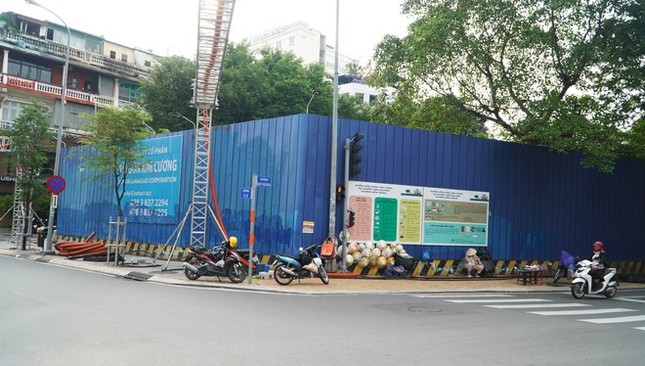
[[3, 247, 645, 295]]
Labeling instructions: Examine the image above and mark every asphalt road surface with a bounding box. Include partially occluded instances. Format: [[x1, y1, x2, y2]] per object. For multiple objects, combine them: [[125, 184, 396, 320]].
[[2, 256, 644, 365]]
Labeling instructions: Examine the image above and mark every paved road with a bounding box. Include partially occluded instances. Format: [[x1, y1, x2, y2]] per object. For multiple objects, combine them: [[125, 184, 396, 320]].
[[2, 256, 644, 366]]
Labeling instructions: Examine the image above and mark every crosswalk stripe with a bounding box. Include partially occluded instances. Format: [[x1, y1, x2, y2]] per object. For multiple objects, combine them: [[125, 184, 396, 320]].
[[412, 294, 513, 298], [486, 303, 591, 309], [579, 315, 645, 324], [446, 298, 551, 304], [529, 308, 637, 316], [616, 297, 645, 305]]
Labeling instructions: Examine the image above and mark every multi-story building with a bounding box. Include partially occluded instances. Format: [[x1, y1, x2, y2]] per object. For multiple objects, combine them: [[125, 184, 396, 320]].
[[244, 21, 394, 105], [244, 21, 357, 76], [0, 12, 158, 194]]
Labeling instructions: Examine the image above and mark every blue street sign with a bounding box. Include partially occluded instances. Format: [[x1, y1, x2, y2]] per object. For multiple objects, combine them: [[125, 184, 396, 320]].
[[240, 188, 251, 199], [257, 176, 271, 187]]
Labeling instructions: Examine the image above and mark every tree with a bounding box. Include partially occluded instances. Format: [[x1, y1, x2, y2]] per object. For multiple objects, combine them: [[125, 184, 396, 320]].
[[344, 61, 364, 79], [84, 106, 154, 220], [138, 56, 196, 131], [620, 117, 645, 160], [215, 43, 333, 124], [371, 0, 644, 172], [0, 13, 19, 33], [6, 102, 54, 249], [368, 93, 487, 137]]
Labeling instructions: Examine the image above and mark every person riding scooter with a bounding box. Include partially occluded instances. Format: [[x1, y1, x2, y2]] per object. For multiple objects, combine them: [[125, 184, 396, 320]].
[[588, 241, 607, 290]]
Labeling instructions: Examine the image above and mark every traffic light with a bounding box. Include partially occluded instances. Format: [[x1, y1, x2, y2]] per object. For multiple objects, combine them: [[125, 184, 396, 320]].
[[348, 209, 356, 228], [349, 132, 364, 179], [335, 184, 345, 203]]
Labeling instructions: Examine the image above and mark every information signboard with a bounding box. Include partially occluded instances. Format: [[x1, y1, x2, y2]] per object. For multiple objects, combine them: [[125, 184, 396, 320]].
[[122, 135, 183, 223], [347, 181, 489, 246]]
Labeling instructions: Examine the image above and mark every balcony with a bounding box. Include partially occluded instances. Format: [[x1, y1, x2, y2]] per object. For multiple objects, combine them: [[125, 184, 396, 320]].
[[0, 29, 149, 79], [1, 72, 130, 108], [0, 118, 87, 153]]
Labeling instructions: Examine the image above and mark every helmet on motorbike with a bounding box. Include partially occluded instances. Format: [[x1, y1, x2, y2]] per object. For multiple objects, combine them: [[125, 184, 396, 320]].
[[229, 236, 238, 248], [593, 241, 604, 253]]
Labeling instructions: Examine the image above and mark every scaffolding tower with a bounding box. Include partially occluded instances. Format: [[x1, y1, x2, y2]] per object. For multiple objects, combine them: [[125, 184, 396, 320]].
[[189, 0, 236, 247], [11, 180, 24, 242]]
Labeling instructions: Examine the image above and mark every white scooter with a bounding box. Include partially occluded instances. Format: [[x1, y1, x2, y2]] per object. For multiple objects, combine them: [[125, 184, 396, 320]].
[[570, 259, 618, 299]]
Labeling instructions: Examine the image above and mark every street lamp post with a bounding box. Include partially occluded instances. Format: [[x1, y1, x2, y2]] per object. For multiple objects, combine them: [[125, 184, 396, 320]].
[[328, 0, 342, 267], [25, 0, 70, 253], [174, 112, 196, 129], [305, 89, 321, 114]]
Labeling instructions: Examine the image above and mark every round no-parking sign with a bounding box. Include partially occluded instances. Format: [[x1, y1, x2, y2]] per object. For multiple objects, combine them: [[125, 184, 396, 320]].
[[46, 175, 66, 194]]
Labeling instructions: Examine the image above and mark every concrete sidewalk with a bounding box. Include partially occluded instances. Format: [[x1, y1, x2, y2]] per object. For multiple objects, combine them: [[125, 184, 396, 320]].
[[2, 237, 643, 295]]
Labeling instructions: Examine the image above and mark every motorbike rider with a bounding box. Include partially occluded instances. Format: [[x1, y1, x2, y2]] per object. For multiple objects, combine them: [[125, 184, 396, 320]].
[[589, 241, 607, 288]]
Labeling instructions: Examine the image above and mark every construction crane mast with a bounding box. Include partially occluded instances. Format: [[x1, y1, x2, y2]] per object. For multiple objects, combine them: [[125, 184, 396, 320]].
[[190, 0, 236, 247]]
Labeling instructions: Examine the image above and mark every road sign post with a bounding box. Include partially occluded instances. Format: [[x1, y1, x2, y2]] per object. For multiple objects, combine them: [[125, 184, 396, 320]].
[[248, 174, 271, 284]]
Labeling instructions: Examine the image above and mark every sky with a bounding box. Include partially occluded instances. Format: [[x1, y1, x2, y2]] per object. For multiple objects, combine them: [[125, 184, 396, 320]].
[[1, 0, 412, 64]]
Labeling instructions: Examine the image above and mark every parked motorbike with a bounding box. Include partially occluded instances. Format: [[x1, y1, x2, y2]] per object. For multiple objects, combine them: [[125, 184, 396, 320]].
[[182, 236, 249, 283], [570, 259, 618, 299], [553, 250, 577, 284], [273, 244, 329, 286], [237, 248, 260, 273]]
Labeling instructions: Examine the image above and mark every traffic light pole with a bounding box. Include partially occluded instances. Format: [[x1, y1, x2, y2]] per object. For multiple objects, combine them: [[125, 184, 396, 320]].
[[339, 137, 351, 272]]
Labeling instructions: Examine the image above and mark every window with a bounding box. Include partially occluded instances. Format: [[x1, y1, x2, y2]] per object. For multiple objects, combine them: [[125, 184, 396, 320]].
[[85, 39, 101, 54], [1, 100, 29, 122], [1, 100, 50, 123], [144, 60, 151, 67], [276, 41, 282, 49], [109, 51, 116, 59], [121, 54, 128, 62], [118, 83, 141, 103], [7, 59, 52, 83], [289, 36, 294, 46]]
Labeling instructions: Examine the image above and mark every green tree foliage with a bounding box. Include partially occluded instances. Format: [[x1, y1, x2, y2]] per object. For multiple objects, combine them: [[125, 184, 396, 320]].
[[215, 43, 333, 124], [5, 102, 54, 247], [138, 43, 379, 126], [6, 103, 53, 204], [138, 56, 196, 131], [371, 0, 644, 172], [0, 13, 18, 32], [620, 117, 645, 160], [84, 106, 154, 219]]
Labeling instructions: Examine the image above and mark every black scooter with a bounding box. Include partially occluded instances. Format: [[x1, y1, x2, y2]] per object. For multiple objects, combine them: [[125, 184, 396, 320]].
[[182, 237, 247, 283]]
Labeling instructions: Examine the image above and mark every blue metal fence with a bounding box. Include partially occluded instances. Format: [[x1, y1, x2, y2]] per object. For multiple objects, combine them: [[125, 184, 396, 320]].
[[58, 114, 645, 261]]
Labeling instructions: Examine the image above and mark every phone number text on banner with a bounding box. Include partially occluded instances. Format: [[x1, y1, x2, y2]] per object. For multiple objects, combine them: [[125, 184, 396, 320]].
[[122, 135, 183, 224]]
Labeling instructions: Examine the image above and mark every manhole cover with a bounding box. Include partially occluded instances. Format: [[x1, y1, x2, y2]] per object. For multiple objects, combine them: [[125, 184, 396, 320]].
[[35, 257, 52, 263], [123, 272, 153, 281]]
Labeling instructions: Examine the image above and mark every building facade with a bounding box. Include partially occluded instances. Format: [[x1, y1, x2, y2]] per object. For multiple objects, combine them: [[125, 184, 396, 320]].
[[244, 21, 357, 75], [0, 12, 158, 193]]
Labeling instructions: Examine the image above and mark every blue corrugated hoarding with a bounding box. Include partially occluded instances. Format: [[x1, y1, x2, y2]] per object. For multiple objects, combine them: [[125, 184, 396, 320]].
[[58, 114, 645, 261]]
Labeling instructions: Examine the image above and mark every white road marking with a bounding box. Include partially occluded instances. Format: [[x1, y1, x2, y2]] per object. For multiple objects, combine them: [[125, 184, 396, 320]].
[[616, 297, 645, 305], [529, 308, 637, 316], [411, 294, 513, 298], [446, 298, 552, 303], [634, 327, 645, 331], [486, 303, 591, 309], [579, 315, 645, 324]]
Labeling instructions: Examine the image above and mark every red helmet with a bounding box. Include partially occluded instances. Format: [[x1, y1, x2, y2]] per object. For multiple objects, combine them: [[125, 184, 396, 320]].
[[593, 241, 604, 252]]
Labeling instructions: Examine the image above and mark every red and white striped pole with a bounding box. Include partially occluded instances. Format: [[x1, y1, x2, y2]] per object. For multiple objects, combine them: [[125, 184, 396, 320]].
[[248, 174, 257, 284]]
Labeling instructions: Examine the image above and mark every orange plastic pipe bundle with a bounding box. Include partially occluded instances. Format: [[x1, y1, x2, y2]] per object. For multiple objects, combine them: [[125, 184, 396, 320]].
[[54, 240, 107, 257]]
